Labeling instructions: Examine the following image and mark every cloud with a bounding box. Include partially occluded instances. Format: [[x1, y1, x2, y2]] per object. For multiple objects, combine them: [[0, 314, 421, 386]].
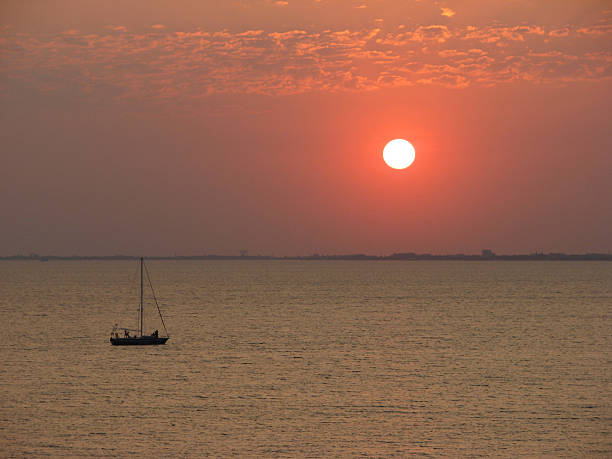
[[412, 25, 452, 43], [577, 24, 612, 36], [105, 25, 127, 33], [441, 8, 455, 18], [549, 28, 569, 37], [1, 21, 610, 102], [275, 1, 289, 6], [151, 24, 166, 29]]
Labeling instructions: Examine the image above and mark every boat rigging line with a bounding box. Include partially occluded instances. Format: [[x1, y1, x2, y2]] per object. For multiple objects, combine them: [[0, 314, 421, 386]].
[[143, 261, 169, 337]]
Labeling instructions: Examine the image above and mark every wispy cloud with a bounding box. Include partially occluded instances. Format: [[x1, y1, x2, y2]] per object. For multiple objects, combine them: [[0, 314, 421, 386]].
[[105, 25, 127, 33], [441, 7, 455, 18]]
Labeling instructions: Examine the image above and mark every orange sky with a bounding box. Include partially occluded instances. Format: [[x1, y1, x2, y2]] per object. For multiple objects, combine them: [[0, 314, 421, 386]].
[[1, 1, 611, 256]]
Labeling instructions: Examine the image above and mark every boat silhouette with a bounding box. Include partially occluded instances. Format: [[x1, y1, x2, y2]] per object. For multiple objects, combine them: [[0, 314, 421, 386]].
[[110, 257, 169, 346]]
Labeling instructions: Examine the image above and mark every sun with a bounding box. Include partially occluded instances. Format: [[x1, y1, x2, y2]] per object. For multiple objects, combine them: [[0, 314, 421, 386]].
[[383, 139, 415, 169]]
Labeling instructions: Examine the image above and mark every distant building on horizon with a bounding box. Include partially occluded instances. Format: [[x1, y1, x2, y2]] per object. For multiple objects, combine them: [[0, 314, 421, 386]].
[[482, 249, 495, 258]]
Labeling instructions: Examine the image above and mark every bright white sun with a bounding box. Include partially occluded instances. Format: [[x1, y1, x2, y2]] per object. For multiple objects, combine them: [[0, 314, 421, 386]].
[[383, 139, 416, 169]]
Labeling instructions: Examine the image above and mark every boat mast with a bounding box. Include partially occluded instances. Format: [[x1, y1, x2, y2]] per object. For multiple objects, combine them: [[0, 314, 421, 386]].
[[140, 257, 143, 337]]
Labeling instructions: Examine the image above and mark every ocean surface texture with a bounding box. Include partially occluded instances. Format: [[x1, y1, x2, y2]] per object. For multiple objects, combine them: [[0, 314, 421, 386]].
[[1, 260, 610, 457]]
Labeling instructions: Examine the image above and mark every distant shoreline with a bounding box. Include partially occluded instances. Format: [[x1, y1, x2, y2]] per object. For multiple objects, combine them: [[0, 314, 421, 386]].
[[2, 253, 611, 261]]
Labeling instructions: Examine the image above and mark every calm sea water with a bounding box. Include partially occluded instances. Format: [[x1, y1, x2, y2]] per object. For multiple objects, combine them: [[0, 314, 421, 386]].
[[0, 260, 610, 457]]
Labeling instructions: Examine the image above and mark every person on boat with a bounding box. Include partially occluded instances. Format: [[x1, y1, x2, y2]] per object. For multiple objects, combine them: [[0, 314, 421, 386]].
[[153, 330, 158, 338], [124, 330, 130, 338]]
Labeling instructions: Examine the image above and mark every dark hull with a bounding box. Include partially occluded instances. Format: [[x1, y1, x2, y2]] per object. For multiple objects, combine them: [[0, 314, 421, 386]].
[[110, 336, 168, 346]]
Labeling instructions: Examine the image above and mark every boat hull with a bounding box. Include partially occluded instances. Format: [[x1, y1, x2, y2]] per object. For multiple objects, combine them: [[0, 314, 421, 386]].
[[110, 336, 169, 346]]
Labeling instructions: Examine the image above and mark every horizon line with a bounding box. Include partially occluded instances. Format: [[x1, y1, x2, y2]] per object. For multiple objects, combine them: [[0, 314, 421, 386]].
[[2, 251, 611, 261]]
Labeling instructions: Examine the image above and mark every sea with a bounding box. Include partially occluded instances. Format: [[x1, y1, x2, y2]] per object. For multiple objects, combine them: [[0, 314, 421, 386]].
[[0, 260, 610, 457]]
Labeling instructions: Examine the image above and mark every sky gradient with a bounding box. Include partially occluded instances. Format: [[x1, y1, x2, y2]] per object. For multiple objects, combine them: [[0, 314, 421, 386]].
[[1, 0, 611, 256]]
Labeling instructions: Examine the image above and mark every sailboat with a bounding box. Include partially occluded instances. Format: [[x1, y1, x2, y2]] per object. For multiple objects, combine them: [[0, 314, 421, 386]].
[[110, 257, 169, 345]]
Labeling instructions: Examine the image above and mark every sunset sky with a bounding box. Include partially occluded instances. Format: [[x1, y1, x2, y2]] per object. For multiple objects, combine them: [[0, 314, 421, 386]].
[[1, 0, 611, 256]]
